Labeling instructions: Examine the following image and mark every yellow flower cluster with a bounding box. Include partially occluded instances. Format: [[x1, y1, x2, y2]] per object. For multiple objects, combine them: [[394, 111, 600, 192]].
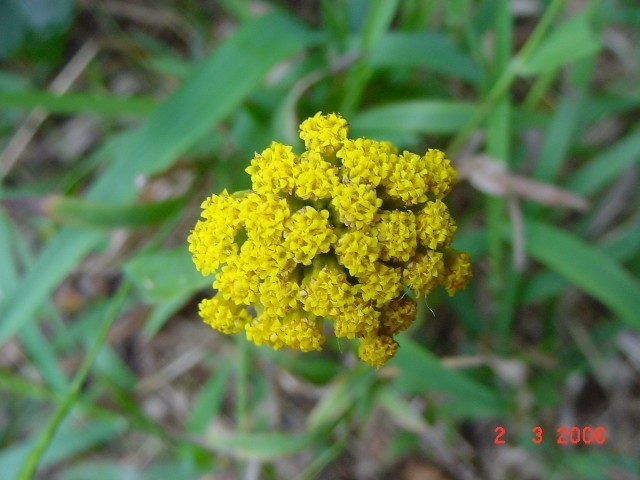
[[188, 112, 471, 366]]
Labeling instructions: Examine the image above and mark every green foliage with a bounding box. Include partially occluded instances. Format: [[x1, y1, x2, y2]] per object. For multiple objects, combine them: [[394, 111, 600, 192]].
[[1, 0, 639, 478], [0, 0, 75, 60]]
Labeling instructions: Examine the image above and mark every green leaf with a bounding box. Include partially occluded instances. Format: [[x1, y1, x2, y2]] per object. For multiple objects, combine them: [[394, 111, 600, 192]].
[[392, 337, 506, 417], [559, 452, 640, 479], [307, 371, 371, 430], [516, 11, 601, 75], [185, 364, 232, 434], [89, 12, 316, 202], [0, 229, 103, 346], [19, 323, 69, 392], [206, 432, 317, 459], [352, 100, 548, 145], [0, 90, 156, 116], [361, 0, 400, 52], [524, 220, 640, 331], [48, 196, 185, 229], [0, 417, 126, 480], [53, 462, 140, 480], [565, 127, 640, 196], [369, 32, 480, 84], [123, 246, 210, 303], [0, 1, 25, 59], [350, 100, 476, 137]]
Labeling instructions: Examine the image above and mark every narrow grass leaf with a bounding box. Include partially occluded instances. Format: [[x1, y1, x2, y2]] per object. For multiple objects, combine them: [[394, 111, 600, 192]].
[[559, 452, 640, 479], [143, 293, 191, 338], [352, 101, 547, 141], [0, 212, 18, 300], [206, 432, 317, 459], [186, 364, 232, 433], [0, 417, 127, 480], [307, 371, 373, 430], [392, 338, 505, 417], [49, 196, 185, 229], [524, 220, 640, 330], [523, 219, 640, 303], [533, 92, 585, 183], [565, 127, 640, 196], [361, 0, 400, 52], [370, 32, 480, 84], [516, 11, 601, 75], [16, 283, 131, 479], [19, 324, 68, 392], [90, 11, 315, 202], [53, 462, 140, 480], [0, 90, 156, 116], [0, 229, 102, 346], [351, 100, 475, 136], [123, 246, 210, 303]]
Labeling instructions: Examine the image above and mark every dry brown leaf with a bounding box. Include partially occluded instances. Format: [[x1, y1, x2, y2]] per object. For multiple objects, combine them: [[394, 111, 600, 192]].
[[457, 154, 589, 211]]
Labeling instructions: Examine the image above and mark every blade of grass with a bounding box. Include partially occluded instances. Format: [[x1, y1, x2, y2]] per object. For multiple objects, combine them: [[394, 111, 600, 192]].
[[369, 32, 481, 84], [350, 100, 476, 136], [523, 216, 640, 303], [185, 363, 232, 434], [565, 127, 640, 196], [514, 9, 600, 76], [89, 11, 316, 202], [47, 195, 185, 229], [16, 280, 131, 480], [0, 418, 128, 480], [0, 90, 156, 116], [524, 219, 640, 331], [123, 246, 210, 304], [392, 337, 506, 417], [206, 432, 318, 460], [19, 323, 69, 392], [350, 100, 548, 140], [485, 0, 512, 348], [339, 0, 400, 114], [533, 58, 594, 183], [446, 0, 568, 154]]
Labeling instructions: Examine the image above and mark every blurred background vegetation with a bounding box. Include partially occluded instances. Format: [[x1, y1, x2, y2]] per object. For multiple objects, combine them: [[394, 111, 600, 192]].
[[1, 0, 639, 479]]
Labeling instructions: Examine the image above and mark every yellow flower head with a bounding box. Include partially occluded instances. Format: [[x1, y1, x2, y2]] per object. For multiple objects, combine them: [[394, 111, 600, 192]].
[[442, 248, 473, 296], [383, 151, 429, 205], [189, 112, 470, 366], [379, 295, 417, 335], [402, 250, 445, 297], [416, 199, 457, 250], [424, 148, 456, 199], [199, 296, 251, 334], [188, 190, 241, 275], [283, 207, 337, 265], [337, 138, 394, 186], [334, 226, 380, 277], [299, 111, 349, 156], [331, 182, 382, 229], [353, 262, 402, 306], [334, 300, 380, 339], [293, 151, 340, 200], [358, 335, 399, 367], [245, 141, 298, 195], [300, 265, 351, 318], [376, 210, 417, 262]]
